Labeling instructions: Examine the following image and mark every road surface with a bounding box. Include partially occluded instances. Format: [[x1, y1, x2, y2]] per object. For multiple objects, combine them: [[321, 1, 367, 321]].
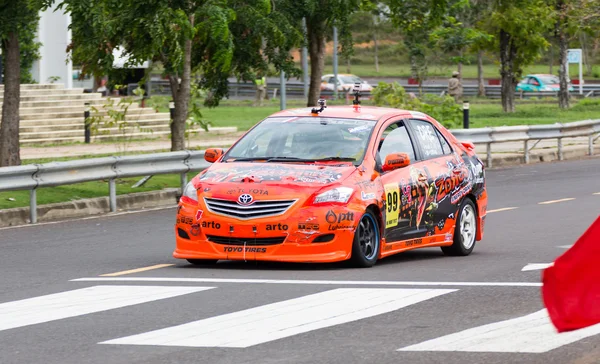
[[0, 157, 599, 364]]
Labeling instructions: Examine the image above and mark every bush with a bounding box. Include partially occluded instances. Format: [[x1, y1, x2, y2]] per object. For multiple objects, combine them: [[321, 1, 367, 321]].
[[371, 82, 462, 128]]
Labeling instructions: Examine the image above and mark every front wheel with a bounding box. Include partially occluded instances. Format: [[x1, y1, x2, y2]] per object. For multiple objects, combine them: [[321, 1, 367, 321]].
[[350, 211, 381, 268], [441, 199, 477, 256]]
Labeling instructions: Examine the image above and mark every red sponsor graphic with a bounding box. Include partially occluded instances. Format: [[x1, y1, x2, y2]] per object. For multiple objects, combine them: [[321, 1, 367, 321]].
[[195, 210, 203, 221]]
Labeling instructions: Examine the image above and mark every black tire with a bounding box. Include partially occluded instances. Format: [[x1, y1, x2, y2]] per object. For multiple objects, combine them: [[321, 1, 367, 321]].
[[441, 198, 477, 256], [350, 211, 381, 268], [186, 259, 218, 265]]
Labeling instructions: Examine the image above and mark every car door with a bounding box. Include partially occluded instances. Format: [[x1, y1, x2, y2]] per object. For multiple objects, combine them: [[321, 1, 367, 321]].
[[406, 118, 470, 240], [375, 119, 421, 243]]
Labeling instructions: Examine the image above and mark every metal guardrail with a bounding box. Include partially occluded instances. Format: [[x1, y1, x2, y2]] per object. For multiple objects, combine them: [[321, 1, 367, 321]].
[[0, 119, 598, 225], [139, 80, 600, 99], [0, 151, 214, 224], [451, 119, 600, 168]]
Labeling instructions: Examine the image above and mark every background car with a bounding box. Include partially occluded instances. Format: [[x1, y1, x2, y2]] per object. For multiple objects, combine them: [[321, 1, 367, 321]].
[[515, 74, 574, 92], [174, 104, 488, 268], [321, 74, 374, 92]]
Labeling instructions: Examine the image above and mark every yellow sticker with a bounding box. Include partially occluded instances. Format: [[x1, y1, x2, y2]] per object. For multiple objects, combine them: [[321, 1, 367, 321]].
[[384, 183, 400, 228]]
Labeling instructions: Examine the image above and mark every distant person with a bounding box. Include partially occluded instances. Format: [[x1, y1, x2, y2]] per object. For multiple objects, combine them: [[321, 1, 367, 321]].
[[448, 71, 463, 103], [254, 73, 267, 107]]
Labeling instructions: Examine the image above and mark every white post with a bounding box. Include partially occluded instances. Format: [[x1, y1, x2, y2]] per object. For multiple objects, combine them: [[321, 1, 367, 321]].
[[579, 52, 583, 95]]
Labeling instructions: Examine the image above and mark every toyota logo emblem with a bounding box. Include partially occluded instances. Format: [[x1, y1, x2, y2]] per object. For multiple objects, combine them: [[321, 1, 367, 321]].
[[237, 194, 254, 206]]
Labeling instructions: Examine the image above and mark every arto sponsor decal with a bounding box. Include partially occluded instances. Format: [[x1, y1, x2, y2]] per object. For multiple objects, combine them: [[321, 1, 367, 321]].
[[223, 247, 267, 253], [265, 224, 288, 231], [201, 221, 221, 229]]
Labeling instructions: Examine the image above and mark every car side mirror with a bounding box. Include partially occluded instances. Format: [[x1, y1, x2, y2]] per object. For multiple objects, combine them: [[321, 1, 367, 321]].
[[204, 148, 223, 163], [382, 153, 410, 172]]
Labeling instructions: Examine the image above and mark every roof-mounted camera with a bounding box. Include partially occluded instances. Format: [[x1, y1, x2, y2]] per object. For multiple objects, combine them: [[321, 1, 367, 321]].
[[352, 82, 362, 107], [311, 99, 327, 115]]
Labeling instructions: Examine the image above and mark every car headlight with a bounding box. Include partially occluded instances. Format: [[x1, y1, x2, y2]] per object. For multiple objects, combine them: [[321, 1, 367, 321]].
[[314, 187, 354, 204], [182, 181, 198, 203]]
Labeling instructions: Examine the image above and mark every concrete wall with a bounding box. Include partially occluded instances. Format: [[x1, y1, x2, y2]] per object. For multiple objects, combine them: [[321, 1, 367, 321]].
[[31, 4, 73, 88]]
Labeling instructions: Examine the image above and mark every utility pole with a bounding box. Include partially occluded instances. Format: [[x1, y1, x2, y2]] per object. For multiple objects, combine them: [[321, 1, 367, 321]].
[[280, 70, 286, 110], [333, 26, 339, 100]]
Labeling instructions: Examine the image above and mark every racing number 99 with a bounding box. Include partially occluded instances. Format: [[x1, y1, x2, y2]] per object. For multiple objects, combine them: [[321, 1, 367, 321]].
[[387, 191, 398, 213], [384, 184, 400, 228]]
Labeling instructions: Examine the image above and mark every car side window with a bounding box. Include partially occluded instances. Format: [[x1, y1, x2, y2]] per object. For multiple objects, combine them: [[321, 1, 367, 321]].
[[410, 119, 444, 159], [435, 128, 452, 155], [377, 122, 416, 168]]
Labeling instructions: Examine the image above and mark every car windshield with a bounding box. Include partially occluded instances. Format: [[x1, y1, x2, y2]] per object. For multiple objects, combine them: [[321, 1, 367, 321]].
[[538, 75, 560, 84], [224, 116, 376, 165], [340, 75, 363, 84]]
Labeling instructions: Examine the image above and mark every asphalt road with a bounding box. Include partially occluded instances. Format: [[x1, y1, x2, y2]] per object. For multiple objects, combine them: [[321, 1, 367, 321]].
[[1, 157, 599, 364]]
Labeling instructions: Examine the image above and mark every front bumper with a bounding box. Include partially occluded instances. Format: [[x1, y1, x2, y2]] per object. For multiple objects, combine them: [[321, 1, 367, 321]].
[[173, 201, 360, 263]]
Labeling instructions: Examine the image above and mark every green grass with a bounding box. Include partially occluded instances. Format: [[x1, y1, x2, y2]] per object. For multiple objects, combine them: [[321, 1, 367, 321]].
[[0, 174, 187, 210]]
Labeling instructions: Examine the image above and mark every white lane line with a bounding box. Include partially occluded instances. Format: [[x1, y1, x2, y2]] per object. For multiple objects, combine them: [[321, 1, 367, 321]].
[[71, 277, 543, 287], [522, 263, 554, 272], [594, 192, 600, 195], [558, 244, 573, 249], [538, 198, 576, 205], [397, 309, 600, 353], [0, 285, 212, 332], [100, 288, 456, 348], [486, 207, 518, 213]]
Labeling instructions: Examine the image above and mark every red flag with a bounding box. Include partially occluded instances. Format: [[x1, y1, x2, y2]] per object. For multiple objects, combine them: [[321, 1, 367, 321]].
[[542, 215, 600, 333]]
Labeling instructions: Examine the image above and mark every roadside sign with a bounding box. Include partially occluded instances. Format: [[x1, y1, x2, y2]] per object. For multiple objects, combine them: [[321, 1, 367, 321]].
[[567, 49, 583, 95]]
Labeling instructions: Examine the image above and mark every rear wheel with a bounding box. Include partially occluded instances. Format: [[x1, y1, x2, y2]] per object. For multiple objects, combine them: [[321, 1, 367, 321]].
[[186, 259, 218, 266], [441, 199, 477, 256], [350, 211, 380, 268]]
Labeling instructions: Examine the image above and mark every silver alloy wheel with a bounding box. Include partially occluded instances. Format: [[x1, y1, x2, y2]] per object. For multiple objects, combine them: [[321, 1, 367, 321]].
[[358, 216, 377, 260], [460, 204, 476, 249]]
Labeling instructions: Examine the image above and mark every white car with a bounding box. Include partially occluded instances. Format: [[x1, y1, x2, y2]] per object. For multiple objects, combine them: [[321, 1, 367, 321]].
[[321, 74, 373, 92]]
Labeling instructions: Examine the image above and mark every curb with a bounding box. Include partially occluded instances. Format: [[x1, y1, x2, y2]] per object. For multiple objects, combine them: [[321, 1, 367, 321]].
[[0, 188, 179, 228], [482, 145, 597, 168]]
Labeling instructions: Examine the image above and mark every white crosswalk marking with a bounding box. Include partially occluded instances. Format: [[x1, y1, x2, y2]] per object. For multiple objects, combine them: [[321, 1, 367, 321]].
[[100, 288, 456, 348], [0, 285, 213, 332], [398, 309, 600, 353]]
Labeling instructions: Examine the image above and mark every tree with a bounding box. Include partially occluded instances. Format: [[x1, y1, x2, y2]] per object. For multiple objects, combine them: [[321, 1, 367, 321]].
[[0, 0, 42, 167], [350, 4, 394, 73], [388, 0, 449, 91], [483, 0, 554, 112], [553, 0, 600, 109], [278, 0, 363, 106], [52, 0, 301, 151]]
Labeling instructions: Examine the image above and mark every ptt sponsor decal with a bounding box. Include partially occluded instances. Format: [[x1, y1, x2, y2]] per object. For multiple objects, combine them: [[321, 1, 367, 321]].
[[223, 246, 267, 253], [361, 191, 376, 200], [325, 210, 355, 230], [177, 216, 193, 225]]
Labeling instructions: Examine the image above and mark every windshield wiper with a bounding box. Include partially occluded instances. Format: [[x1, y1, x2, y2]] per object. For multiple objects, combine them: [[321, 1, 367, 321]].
[[313, 157, 356, 162], [226, 156, 301, 162]]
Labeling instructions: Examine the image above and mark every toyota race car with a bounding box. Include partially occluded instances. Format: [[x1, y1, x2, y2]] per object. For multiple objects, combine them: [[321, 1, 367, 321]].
[[174, 98, 488, 268]]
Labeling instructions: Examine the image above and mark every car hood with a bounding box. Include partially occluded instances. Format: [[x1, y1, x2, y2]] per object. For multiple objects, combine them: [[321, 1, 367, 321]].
[[194, 162, 358, 198]]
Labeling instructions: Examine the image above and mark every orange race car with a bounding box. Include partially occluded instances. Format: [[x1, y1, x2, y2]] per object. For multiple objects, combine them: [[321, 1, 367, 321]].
[[174, 98, 488, 268]]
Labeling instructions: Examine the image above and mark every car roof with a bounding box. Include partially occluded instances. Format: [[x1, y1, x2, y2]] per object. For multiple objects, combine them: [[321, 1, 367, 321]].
[[269, 105, 412, 121], [322, 74, 358, 78]]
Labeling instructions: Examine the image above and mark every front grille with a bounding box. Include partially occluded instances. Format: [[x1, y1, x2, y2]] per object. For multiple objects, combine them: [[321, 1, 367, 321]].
[[204, 197, 297, 220], [207, 235, 286, 246]]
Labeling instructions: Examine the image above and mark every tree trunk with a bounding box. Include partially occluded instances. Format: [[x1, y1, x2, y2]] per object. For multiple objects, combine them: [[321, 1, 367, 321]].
[[346, 58, 351, 74], [374, 32, 379, 73], [0, 31, 21, 167], [499, 29, 516, 113], [457, 49, 463, 81], [169, 15, 194, 151], [556, 0, 569, 109], [306, 18, 326, 107], [477, 51, 485, 97]]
